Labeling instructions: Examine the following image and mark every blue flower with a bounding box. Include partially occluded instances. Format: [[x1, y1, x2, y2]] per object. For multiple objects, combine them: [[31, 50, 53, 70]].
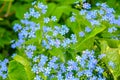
[[83, 3, 91, 9], [101, 3, 108, 8], [87, 59, 97, 69], [60, 63, 66, 73], [54, 39, 61, 48], [43, 26, 52, 32], [32, 1, 36, 5], [67, 60, 78, 71], [81, 0, 86, 3], [79, 31, 85, 37], [51, 16, 57, 22], [90, 76, 97, 80], [57, 71, 63, 80], [98, 54, 106, 59], [0, 59, 9, 79], [84, 70, 93, 77], [34, 75, 42, 80], [90, 19, 100, 25], [44, 67, 51, 76], [13, 24, 22, 32], [96, 66, 104, 74], [24, 12, 30, 19], [37, 2, 47, 14], [96, 2, 101, 6], [108, 61, 115, 68], [70, 34, 77, 44], [26, 45, 36, 51], [29, 8, 35, 16], [99, 9, 104, 15], [70, 16, 76, 22], [60, 25, 69, 35], [25, 51, 33, 58], [33, 55, 40, 62], [65, 72, 73, 79], [77, 71, 84, 77], [108, 26, 117, 33], [85, 26, 91, 32], [33, 11, 40, 19], [38, 54, 48, 66], [79, 9, 87, 15], [44, 17, 50, 23], [32, 64, 39, 73]]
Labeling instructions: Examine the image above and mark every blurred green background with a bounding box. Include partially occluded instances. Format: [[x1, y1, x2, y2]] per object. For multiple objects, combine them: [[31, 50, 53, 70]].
[[0, 0, 120, 59]]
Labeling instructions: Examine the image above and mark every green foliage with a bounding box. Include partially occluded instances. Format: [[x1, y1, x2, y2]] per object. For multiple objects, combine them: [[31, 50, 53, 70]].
[[0, 0, 120, 80], [100, 40, 120, 80], [8, 60, 29, 80]]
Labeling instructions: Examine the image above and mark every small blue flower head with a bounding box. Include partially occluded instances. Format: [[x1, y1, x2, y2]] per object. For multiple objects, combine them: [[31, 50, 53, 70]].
[[90, 19, 100, 25], [29, 8, 35, 16], [81, 0, 86, 3], [108, 61, 115, 68], [32, 1, 36, 6], [83, 3, 91, 9], [96, 2, 101, 7], [38, 2, 47, 14], [99, 9, 105, 15], [13, 24, 22, 32], [32, 64, 39, 73], [67, 60, 78, 71], [70, 16, 76, 22], [51, 16, 57, 22], [33, 11, 40, 19], [34, 75, 41, 80], [26, 45, 36, 51], [84, 70, 93, 77], [101, 3, 108, 8], [108, 26, 117, 33], [11, 53, 17, 58], [98, 54, 106, 59], [60, 63, 66, 73], [79, 31, 85, 37], [60, 25, 69, 35], [77, 71, 84, 77], [43, 26, 52, 32], [57, 71, 63, 80], [44, 17, 50, 23], [54, 39, 61, 48], [48, 57, 58, 70], [39, 54, 48, 66], [0, 59, 9, 79], [44, 67, 51, 76], [96, 66, 104, 74], [79, 9, 87, 15], [70, 34, 77, 44], [24, 12, 30, 19], [85, 26, 91, 32]]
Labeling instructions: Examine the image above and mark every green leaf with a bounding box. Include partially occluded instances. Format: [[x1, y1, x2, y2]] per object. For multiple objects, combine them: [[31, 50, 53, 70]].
[[100, 40, 120, 80], [75, 26, 106, 51], [13, 3, 31, 19], [49, 48, 65, 62], [46, 3, 57, 16], [56, 0, 76, 4], [52, 5, 70, 22], [106, 39, 120, 48], [13, 55, 34, 80], [8, 60, 28, 80]]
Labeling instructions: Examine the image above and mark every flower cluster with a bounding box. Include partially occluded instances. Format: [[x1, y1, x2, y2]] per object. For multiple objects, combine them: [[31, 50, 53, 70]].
[[11, 19, 40, 49], [42, 25, 77, 49], [10, 0, 119, 80], [11, 1, 78, 58], [0, 59, 9, 79], [31, 50, 106, 80]]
